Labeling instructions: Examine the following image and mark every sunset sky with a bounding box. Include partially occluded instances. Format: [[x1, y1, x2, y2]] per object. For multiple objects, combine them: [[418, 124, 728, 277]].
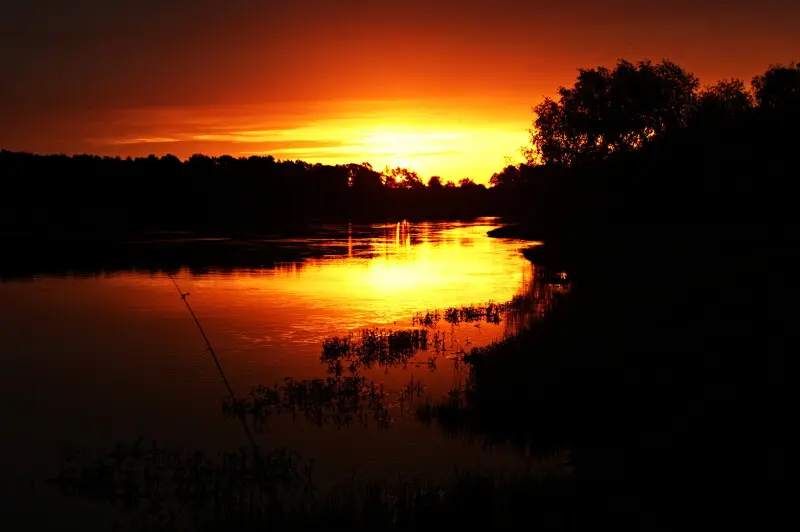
[[1, 0, 798, 183]]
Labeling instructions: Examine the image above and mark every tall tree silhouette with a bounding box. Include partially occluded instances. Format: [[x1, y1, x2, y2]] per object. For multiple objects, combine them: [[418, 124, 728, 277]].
[[427, 175, 443, 189], [528, 59, 699, 166], [695, 79, 754, 121], [384, 167, 426, 190], [752, 63, 800, 111]]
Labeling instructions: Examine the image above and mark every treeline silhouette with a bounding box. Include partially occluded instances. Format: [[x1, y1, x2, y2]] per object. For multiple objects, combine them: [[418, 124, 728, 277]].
[[460, 60, 796, 528], [489, 60, 800, 231], [0, 154, 492, 237]]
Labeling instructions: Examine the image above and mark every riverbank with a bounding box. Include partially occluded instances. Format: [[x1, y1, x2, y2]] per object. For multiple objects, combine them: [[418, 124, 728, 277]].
[[482, 218, 789, 529], [487, 223, 575, 271], [486, 224, 542, 241]]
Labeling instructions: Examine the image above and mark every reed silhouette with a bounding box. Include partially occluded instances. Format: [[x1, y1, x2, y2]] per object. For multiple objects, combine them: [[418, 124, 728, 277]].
[[50, 280, 573, 530], [52, 438, 572, 531]]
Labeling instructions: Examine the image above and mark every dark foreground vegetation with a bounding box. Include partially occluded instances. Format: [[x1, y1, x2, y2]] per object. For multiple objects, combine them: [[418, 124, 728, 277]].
[[23, 59, 798, 529], [51, 290, 570, 531], [53, 440, 573, 531], [475, 60, 794, 528]]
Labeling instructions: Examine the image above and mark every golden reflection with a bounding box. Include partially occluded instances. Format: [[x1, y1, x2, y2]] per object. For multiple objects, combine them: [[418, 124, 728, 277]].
[[347, 223, 353, 258], [88, 221, 541, 361], [215, 221, 535, 330], [365, 258, 442, 293]]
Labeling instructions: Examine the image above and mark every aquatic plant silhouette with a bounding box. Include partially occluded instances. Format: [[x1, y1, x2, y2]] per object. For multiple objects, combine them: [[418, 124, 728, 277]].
[[51, 438, 310, 530], [411, 273, 570, 331], [223, 375, 393, 431], [411, 302, 508, 327], [321, 328, 443, 376], [49, 267, 577, 529], [52, 437, 574, 530]]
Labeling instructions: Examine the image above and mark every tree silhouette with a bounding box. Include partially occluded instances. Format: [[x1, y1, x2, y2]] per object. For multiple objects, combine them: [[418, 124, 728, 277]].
[[528, 59, 699, 166], [695, 79, 754, 120], [458, 177, 481, 189], [347, 163, 383, 192], [384, 167, 426, 190], [0, 151, 497, 241], [752, 63, 800, 111], [427, 175, 444, 189], [489, 165, 525, 188]]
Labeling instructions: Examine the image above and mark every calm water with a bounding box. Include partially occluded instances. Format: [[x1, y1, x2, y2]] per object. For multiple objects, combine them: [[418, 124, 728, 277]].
[[0, 218, 564, 525]]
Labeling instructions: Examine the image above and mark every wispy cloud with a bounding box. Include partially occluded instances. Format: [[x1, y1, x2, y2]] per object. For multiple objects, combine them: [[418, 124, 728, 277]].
[[106, 137, 181, 145], [381, 150, 462, 158], [191, 130, 299, 143], [90, 101, 529, 181]]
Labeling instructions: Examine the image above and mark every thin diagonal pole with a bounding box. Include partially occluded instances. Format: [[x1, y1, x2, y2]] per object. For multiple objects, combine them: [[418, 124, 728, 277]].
[[167, 274, 257, 451]]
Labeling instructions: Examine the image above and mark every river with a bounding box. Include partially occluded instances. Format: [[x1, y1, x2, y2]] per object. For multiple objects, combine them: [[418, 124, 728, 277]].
[[0, 218, 568, 527]]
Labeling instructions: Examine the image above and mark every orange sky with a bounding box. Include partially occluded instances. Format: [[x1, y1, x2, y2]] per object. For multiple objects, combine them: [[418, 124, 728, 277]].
[[1, 0, 798, 183]]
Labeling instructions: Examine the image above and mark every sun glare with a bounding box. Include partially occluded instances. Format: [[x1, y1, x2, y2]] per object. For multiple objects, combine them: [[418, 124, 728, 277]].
[[95, 101, 530, 183], [352, 124, 525, 179]]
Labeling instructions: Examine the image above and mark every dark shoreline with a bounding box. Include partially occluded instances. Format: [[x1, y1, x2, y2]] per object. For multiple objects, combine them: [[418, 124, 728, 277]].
[[487, 224, 573, 270], [486, 224, 544, 241]]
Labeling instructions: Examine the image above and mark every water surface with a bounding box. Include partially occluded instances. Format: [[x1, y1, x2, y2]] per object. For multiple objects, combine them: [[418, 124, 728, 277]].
[[0, 218, 561, 525]]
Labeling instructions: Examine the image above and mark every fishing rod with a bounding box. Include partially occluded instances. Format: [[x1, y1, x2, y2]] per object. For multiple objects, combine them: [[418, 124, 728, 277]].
[[167, 274, 258, 451]]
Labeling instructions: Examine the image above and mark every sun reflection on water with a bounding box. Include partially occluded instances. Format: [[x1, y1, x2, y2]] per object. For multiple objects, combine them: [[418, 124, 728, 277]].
[[205, 220, 537, 331]]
